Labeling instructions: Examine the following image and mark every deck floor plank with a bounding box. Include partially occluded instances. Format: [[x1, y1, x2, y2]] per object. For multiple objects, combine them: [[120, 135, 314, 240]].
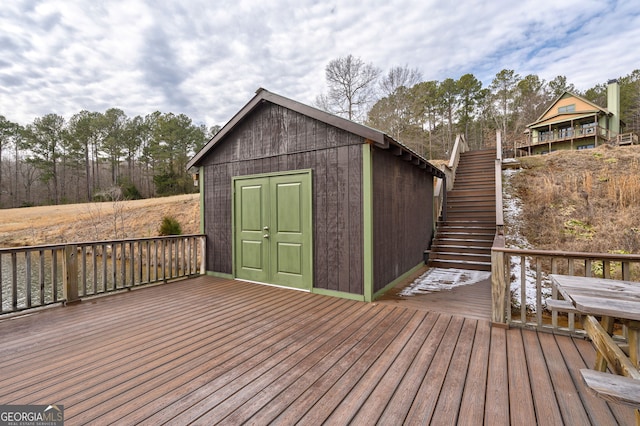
[[376, 314, 452, 424], [555, 333, 623, 425], [457, 319, 491, 425], [506, 327, 537, 424], [522, 329, 564, 424], [538, 332, 592, 424], [0, 275, 634, 425], [404, 315, 466, 423], [484, 326, 510, 425], [338, 311, 438, 424], [72, 291, 347, 424], [429, 319, 478, 425]]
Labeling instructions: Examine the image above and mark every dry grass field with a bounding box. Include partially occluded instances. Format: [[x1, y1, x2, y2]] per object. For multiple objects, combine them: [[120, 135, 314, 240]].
[[0, 193, 200, 247], [509, 144, 640, 254]]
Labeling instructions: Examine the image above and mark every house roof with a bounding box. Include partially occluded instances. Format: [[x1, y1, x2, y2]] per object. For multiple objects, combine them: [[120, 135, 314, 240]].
[[187, 88, 444, 178], [527, 91, 611, 129]]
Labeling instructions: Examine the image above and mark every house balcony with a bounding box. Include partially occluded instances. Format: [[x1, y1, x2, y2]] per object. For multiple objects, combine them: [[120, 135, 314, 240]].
[[528, 125, 610, 146]]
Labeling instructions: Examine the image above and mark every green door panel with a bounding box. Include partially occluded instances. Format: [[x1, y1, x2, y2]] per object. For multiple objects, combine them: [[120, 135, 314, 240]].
[[270, 174, 311, 289], [234, 171, 312, 290], [234, 178, 269, 283]]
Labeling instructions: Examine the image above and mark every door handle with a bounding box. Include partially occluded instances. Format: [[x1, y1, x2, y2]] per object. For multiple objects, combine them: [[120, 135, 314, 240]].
[[263, 226, 269, 231], [263, 234, 270, 238]]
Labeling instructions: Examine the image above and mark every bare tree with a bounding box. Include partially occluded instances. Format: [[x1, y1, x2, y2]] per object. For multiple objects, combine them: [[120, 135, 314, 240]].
[[317, 54, 381, 122], [379, 65, 422, 97]]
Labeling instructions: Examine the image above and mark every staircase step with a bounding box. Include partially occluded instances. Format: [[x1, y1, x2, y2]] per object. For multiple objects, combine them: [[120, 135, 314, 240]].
[[434, 238, 494, 247], [430, 252, 491, 263], [430, 244, 493, 254], [427, 259, 492, 271]]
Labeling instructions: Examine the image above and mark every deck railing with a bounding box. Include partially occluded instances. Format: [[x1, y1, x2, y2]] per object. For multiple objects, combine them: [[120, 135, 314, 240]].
[[0, 234, 206, 315], [491, 246, 640, 334]]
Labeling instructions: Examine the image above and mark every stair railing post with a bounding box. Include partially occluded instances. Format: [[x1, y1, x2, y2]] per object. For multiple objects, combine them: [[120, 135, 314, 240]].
[[441, 176, 447, 222]]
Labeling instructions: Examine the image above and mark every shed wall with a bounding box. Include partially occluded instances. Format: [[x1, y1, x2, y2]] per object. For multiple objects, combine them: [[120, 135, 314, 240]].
[[371, 147, 434, 292], [200, 102, 364, 294]]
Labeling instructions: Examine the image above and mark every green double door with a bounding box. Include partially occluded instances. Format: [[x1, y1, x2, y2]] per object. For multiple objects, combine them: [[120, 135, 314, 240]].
[[234, 171, 312, 290]]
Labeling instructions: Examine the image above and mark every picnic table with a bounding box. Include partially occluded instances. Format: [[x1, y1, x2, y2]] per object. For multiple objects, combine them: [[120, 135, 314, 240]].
[[550, 274, 640, 424]]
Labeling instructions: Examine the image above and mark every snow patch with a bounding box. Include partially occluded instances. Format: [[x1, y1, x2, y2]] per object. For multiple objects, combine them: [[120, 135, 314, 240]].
[[400, 268, 491, 296], [503, 168, 552, 311]]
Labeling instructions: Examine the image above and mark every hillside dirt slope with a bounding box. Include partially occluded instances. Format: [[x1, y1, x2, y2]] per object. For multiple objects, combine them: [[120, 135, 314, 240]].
[[0, 194, 200, 247], [508, 144, 640, 254]]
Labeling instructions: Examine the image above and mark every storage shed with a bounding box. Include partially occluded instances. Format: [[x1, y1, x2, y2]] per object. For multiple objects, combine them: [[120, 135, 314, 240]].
[[187, 88, 444, 301]]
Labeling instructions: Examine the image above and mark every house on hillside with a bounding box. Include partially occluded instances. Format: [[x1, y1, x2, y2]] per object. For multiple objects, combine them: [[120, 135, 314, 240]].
[[187, 88, 444, 302], [520, 79, 636, 155]]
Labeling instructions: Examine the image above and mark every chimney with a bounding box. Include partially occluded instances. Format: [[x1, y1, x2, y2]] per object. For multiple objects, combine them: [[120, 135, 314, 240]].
[[607, 79, 620, 135]]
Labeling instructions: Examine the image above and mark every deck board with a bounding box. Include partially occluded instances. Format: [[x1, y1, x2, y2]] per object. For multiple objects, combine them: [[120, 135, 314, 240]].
[[0, 275, 635, 425]]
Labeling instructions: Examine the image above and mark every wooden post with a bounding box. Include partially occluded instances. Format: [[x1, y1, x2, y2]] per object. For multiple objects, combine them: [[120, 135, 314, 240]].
[[64, 245, 80, 304], [491, 235, 506, 324], [200, 236, 206, 275]]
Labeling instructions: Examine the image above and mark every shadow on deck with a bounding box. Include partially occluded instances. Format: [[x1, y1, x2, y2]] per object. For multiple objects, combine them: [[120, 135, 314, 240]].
[[0, 275, 634, 425]]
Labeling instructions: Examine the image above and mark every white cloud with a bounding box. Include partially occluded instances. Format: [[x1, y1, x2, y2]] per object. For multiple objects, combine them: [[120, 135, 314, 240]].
[[0, 0, 638, 127]]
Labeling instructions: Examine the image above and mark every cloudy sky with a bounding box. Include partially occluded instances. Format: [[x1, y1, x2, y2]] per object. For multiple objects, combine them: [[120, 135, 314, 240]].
[[1, 0, 638, 128]]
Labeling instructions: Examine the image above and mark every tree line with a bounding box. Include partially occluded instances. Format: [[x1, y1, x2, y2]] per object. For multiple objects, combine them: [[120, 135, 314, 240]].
[[1, 58, 638, 209], [316, 55, 640, 159], [0, 109, 220, 209]]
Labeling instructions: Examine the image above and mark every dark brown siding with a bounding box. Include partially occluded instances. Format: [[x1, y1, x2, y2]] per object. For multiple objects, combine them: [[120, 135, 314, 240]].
[[201, 103, 364, 295], [371, 147, 434, 293]]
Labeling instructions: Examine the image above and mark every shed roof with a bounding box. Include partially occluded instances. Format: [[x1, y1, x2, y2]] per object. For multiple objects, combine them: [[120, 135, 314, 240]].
[[187, 88, 444, 179]]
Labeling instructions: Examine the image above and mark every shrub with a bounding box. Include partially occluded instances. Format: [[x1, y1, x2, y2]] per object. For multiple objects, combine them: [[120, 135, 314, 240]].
[[159, 216, 182, 236]]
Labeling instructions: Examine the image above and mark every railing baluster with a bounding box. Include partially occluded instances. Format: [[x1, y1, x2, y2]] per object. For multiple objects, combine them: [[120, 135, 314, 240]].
[[536, 257, 542, 327], [26, 251, 32, 308], [102, 244, 107, 293], [0, 253, 3, 311], [52, 249, 58, 302], [81, 246, 87, 297], [623, 261, 631, 281], [520, 255, 526, 324], [603, 260, 611, 279], [11, 252, 18, 310], [39, 250, 45, 304], [121, 242, 127, 288], [92, 244, 97, 295]]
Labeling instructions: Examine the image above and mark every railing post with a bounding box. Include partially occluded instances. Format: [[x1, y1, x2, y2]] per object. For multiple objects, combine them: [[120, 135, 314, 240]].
[[200, 236, 206, 275], [491, 236, 506, 324], [63, 244, 80, 304]]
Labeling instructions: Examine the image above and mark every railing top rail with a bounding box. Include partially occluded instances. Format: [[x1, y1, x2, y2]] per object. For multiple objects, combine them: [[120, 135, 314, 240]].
[[493, 246, 640, 261], [0, 234, 206, 254]]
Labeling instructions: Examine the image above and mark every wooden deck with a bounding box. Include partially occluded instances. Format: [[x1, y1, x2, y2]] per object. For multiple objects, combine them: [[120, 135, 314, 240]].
[[0, 275, 635, 425]]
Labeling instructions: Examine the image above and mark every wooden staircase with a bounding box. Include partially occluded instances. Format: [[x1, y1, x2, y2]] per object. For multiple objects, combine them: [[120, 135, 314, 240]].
[[428, 149, 496, 271]]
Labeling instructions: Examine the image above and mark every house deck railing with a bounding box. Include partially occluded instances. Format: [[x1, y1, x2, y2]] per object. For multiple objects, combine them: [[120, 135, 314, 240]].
[[0, 234, 206, 315], [491, 245, 640, 334], [526, 125, 610, 146]]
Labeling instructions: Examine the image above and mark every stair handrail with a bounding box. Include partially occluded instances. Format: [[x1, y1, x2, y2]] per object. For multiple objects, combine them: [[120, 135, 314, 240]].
[[433, 134, 468, 226], [495, 131, 504, 234]]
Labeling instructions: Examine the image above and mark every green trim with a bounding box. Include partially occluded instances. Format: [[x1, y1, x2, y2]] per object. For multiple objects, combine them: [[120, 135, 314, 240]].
[[207, 271, 234, 279], [362, 144, 374, 302], [373, 261, 424, 301], [199, 166, 205, 234], [312, 287, 365, 302], [232, 168, 314, 181]]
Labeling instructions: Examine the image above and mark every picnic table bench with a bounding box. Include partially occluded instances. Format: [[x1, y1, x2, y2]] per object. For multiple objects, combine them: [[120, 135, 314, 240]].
[[550, 274, 640, 424]]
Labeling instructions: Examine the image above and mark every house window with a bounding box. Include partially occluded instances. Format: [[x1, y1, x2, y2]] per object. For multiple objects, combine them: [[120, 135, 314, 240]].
[[558, 104, 576, 113], [577, 144, 595, 150]]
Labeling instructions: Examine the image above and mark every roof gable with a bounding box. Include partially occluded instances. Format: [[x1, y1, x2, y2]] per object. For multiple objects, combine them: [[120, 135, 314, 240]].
[[528, 91, 610, 128], [187, 88, 444, 178]]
